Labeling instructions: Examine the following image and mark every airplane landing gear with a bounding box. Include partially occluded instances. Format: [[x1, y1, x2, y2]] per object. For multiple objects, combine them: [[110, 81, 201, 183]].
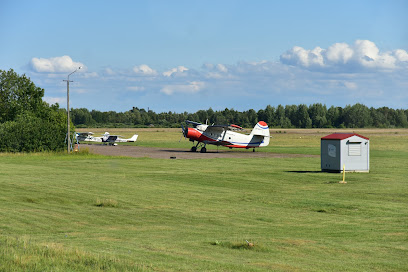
[[191, 142, 207, 153], [191, 141, 201, 152]]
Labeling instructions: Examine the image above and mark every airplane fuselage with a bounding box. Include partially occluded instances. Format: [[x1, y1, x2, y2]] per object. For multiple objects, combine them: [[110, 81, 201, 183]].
[[186, 126, 268, 149]]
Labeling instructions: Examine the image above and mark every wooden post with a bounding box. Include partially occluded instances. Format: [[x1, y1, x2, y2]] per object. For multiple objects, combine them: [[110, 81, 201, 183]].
[[340, 164, 347, 183]]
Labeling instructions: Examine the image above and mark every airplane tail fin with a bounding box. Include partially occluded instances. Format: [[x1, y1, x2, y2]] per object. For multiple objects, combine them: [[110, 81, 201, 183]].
[[250, 121, 269, 136], [102, 132, 110, 142], [250, 121, 270, 146], [127, 134, 138, 142]]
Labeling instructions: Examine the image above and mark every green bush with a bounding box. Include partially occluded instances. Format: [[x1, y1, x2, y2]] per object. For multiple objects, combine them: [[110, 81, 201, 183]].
[[0, 111, 67, 152]]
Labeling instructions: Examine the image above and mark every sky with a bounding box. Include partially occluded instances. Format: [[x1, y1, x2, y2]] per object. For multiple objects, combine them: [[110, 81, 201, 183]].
[[1, 0, 407, 113]]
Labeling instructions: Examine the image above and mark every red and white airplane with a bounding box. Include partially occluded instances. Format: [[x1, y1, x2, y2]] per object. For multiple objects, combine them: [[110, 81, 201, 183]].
[[181, 120, 270, 153]]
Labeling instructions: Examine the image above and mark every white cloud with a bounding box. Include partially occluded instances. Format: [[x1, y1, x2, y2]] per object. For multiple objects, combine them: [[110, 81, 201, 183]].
[[127, 86, 146, 92], [163, 66, 189, 77], [133, 64, 157, 76], [343, 81, 358, 90], [202, 63, 232, 79], [280, 40, 408, 71], [82, 72, 99, 78], [43, 96, 64, 105], [353, 40, 395, 69], [104, 67, 116, 75], [325, 43, 353, 64], [216, 64, 228, 73], [160, 81, 204, 95], [280, 46, 324, 68], [353, 40, 379, 61], [30, 55, 85, 73], [72, 88, 88, 94], [394, 49, 408, 62]]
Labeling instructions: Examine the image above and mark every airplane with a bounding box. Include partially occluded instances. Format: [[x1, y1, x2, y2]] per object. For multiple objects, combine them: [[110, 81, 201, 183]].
[[101, 132, 138, 146], [181, 120, 270, 153], [76, 132, 138, 146], [76, 132, 101, 142]]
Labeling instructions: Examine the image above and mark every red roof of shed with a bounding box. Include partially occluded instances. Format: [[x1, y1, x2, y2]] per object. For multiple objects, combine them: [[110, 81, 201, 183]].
[[321, 133, 369, 140]]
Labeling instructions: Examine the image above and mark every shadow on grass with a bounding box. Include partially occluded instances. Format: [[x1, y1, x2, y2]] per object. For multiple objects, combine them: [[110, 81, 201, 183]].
[[286, 170, 324, 174], [160, 149, 223, 153], [287, 170, 343, 174]]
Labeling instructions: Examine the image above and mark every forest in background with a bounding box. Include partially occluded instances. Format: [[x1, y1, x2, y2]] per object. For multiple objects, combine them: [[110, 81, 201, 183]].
[[71, 103, 408, 129]]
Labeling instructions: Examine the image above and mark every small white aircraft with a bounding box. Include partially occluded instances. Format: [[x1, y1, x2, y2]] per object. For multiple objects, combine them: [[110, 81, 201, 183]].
[[76, 132, 101, 142], [76, 132, 138, 146], [181, 120, 270, 153], [101, 132, 138, 146]]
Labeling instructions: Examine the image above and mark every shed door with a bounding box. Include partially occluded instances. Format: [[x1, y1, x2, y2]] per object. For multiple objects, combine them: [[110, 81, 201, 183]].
[[348, 142, 361, 156]]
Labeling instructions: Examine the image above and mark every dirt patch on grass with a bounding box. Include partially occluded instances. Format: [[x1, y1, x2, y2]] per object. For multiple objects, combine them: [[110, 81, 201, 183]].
[[81, 144, 317, 160]]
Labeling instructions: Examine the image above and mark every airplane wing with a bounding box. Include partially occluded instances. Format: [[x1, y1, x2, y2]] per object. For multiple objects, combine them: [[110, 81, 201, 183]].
[[77, 132, 100, 141], [107, 135, 119, 142], [206, 124, 244, 132], [229, 124, 244, 131], [185, 120, 244, 133], [77, 132, 94, 136], [108, 135, 138, 143], [204, 125, 225, 133], [185, 120, 202, 127]]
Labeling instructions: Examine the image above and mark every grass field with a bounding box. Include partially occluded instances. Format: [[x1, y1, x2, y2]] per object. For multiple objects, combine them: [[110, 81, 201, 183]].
[[1, 129, 407, 271]]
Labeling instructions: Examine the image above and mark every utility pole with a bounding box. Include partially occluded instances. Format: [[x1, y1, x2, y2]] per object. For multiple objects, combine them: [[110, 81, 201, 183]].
[[63, 67, 82, 153]]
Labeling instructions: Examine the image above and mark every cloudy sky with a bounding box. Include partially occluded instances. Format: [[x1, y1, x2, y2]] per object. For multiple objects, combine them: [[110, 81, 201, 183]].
[[1, 0, 407, 112]]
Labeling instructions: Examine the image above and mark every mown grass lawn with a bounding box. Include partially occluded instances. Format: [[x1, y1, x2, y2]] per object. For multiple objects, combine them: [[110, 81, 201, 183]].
[[0, 129, 407, 271]]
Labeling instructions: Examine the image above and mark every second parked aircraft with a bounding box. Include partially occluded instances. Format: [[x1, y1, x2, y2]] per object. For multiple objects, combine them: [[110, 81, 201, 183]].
[[181, 120, 270, 153]]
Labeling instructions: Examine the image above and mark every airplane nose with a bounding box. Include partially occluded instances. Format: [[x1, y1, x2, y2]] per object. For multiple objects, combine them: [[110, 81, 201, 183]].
[[186, 128, 201, 141]]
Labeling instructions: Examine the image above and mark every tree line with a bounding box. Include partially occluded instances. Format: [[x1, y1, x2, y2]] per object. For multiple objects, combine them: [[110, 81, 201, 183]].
[[71, 104, 408, 129]]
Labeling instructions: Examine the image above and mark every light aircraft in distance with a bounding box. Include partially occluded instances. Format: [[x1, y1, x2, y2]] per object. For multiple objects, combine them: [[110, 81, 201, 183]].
[[181, 120, 270, 153], [76, 132, 138, 146], [101, 132, 138, 146], [76, 132, 101, 142]]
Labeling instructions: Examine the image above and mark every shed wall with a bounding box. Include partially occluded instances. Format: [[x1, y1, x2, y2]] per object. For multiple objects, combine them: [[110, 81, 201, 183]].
[[340, 136, 369, 172], [321, 140, 341, 171]]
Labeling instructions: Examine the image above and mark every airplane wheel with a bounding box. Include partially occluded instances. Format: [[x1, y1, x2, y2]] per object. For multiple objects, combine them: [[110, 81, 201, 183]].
[[200, 147, 207, 153], [191, 146, 197, 152]]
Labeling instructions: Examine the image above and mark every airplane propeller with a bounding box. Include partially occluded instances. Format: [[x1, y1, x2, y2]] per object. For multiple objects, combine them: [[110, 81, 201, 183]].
[[179, 123, 188, 142]]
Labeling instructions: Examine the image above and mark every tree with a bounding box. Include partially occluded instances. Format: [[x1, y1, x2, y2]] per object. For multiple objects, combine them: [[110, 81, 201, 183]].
[[71, 108, 94, 126], [343, 103, 372, 128], [285, 105, 298, 127], [0, 69, 67, 152], [264, 105, 275, 126], [370, 107, 388, 128], [395, 109, 408, 127], [275, 105, 292, 128], [0, 69, 45, 123], [327, 106, 343, 128], [309, 103, 327, 128], [296, 104, 312, 128], [196, 110, 208, 123], [246, 109, 258, 127]]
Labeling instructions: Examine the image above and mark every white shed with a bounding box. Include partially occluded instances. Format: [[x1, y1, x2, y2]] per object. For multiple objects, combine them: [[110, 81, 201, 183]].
[[321, 133, 369, 172]]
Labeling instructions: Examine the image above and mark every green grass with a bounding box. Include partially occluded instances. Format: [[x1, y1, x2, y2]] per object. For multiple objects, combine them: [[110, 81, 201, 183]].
[[0, 129, 407, 271]]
